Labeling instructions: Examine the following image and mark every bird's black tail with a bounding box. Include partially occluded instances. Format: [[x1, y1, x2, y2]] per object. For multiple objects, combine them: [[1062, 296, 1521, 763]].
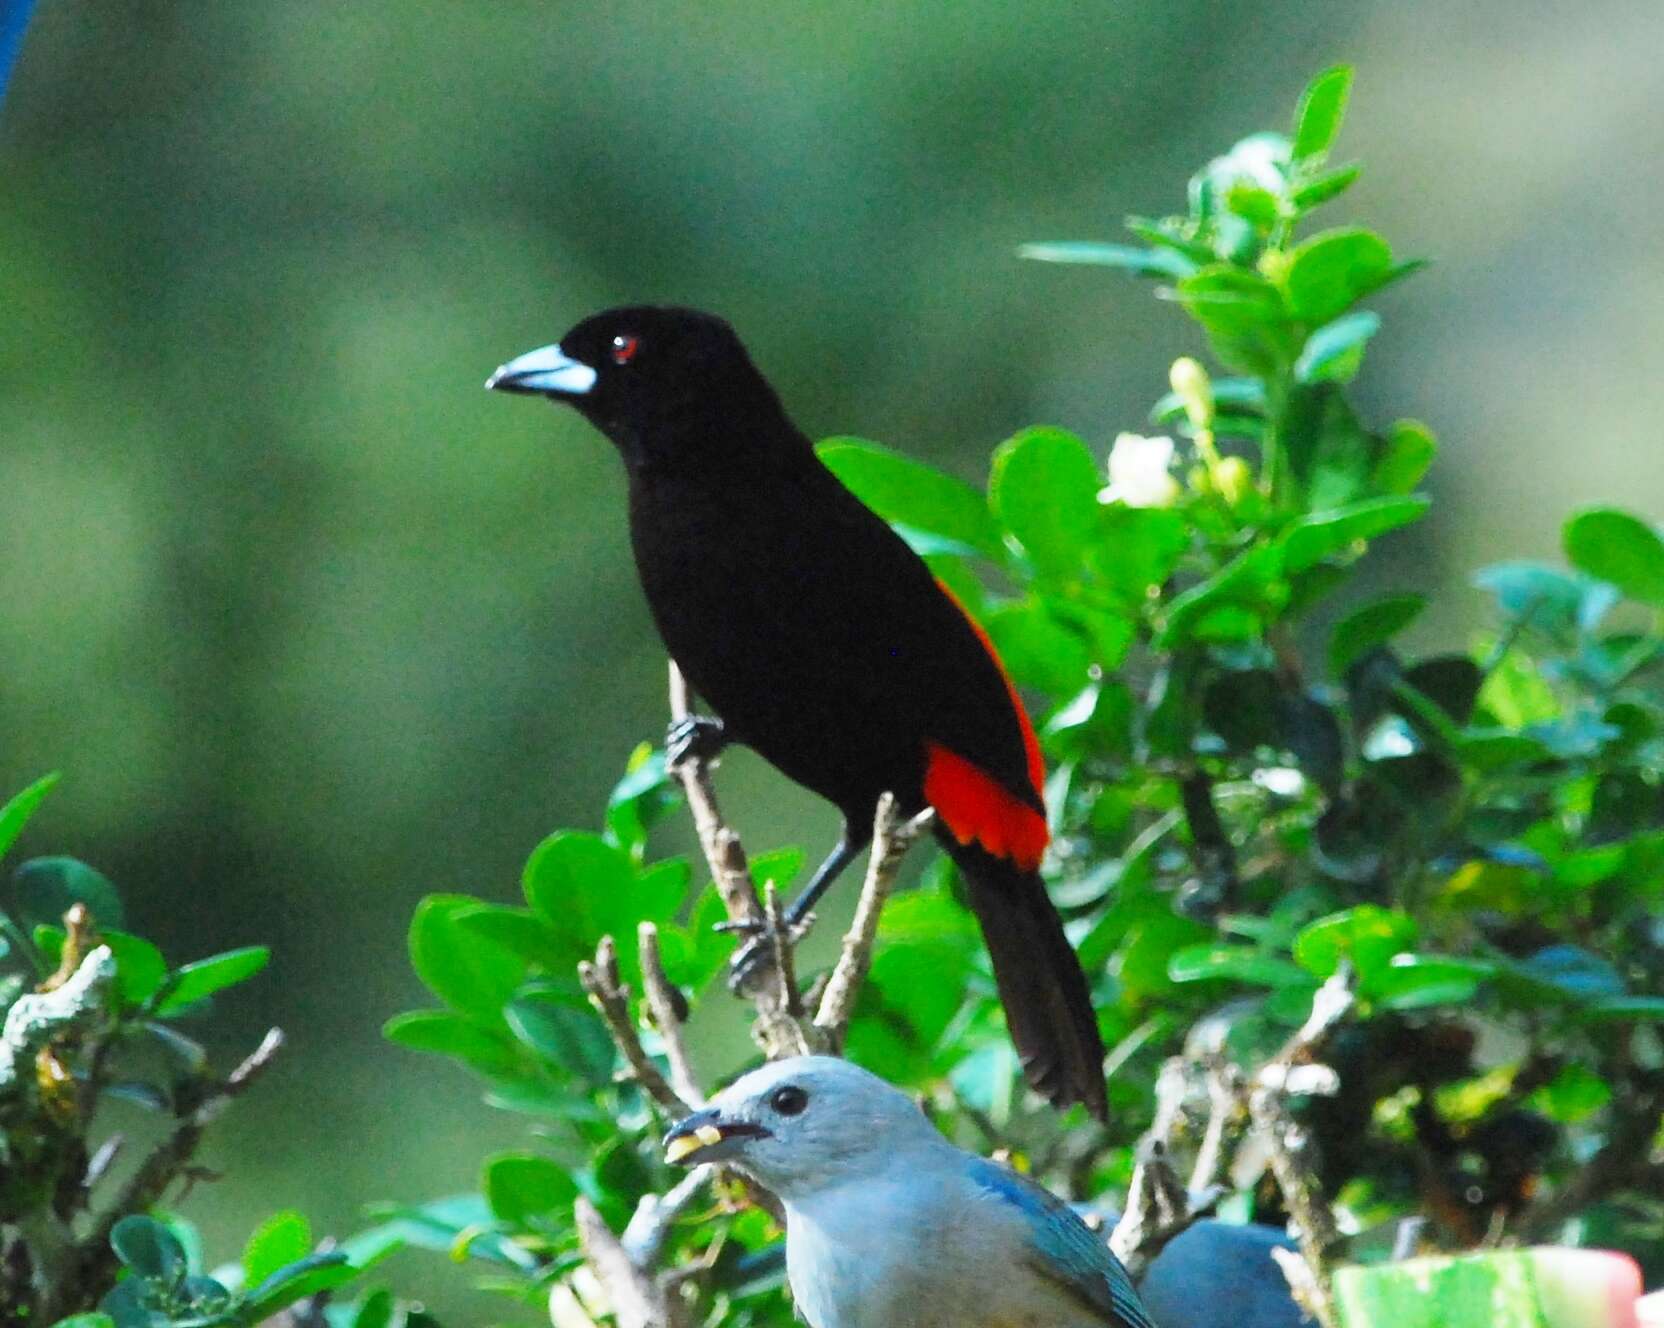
[[938, 831, 1108, 1120]]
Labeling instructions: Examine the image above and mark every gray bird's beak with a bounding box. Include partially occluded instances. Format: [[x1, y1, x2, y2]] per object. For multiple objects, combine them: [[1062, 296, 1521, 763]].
[[485, 343, 598, 397], [663, 1108, 771, 1165]]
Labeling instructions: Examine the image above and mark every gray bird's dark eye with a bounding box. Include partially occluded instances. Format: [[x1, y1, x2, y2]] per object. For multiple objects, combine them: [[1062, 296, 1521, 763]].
[[770, 1085, 808, 1116]]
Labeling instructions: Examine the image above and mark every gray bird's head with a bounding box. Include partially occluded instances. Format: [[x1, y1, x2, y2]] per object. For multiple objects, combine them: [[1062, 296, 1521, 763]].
[[662, 1057, 942, 1201]]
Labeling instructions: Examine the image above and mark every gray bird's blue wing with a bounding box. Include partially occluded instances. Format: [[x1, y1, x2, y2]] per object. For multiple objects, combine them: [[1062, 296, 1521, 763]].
[[966, 1157, 1158, 1328]]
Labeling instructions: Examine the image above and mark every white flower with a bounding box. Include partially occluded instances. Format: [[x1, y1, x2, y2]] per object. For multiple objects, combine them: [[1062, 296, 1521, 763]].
[[1099, 433, 1180, 508]]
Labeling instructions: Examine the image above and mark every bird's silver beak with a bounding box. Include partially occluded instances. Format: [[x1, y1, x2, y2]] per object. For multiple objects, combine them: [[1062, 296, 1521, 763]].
[[663, 1108, 771, 1165], [485, 343, 598, 397]]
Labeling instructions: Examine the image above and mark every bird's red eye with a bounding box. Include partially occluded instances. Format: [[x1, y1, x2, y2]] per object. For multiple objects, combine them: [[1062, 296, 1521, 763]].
[[611, 335, 640, 365]]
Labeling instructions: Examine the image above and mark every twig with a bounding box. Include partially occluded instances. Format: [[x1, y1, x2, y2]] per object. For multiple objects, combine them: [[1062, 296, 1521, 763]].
[[48, 1028, 285, 1321], [622, 1166, 712, 1269], [667, 663, 763, 933], [1189, 1059, 1245, 1194], [762, 884, 805, 1020], [1245, 968, 1355, 1328], [637, 924, 702, 1109], [579, 938, 695, 1119], [813, 796, 933, 1046], [1109, 1140, 1194, 1279], [575, 1196, 687, 1328]]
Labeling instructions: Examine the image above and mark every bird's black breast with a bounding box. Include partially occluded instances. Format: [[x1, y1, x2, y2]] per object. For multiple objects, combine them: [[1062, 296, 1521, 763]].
[[627, 450, 1037, 821]]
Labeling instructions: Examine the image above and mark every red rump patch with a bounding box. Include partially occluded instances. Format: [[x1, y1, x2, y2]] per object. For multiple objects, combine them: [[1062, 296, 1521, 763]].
[[925, 741, 1049, 871], [926, 579, 1049, 870]]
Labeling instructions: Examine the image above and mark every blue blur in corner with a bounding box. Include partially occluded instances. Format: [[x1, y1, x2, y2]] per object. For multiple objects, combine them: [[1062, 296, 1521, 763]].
[[0, 0, 39, 112]]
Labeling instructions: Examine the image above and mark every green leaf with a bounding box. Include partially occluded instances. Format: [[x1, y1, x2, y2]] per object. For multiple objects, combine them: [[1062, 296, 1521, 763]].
[[1291, 163, 1360, 211], [1581, 995, 1664, 1022], [49, 1316, 115, 1328], [384, 1010, 521, 1075], [1292, 906, 1416, 990], [1168, 944, 1308, 987], [1530, 1063, 1611, 1123], [1091, 506, 1189, 601], [1156, 545, 1286, 647], [0, 773, 58, 863], [1294, 310, 1379, 384], [156, 946, 270, 1014], [1283, 227, 1394, 324], [482, 1152, 579, 1225], [1017, 241, 1194, 279], [349, 1289, 395, 1328], [989, 426, 1103, 581], [1329, 594, 1426, 676], [1563, 507, 1664, 606], [244, 1251, 357, 1320], [818, 438, 1002, 558], [605, 744, 680, 860], [13, 856, 124, 932], [111, 1214, 186, 1283], [1373, 419, 1437, 494], [1173, 266, 1293, 374], [1372, 955, 1495, 1010], [1280, 496, 1429, 574], [106, 932, 167, 1007], [1292, 65, 1353, 163], [984, 600, 1094, 696], [409, 894, 526, 1020], [504, 987, 617, 1086], [243, 1210, 314, 1289]]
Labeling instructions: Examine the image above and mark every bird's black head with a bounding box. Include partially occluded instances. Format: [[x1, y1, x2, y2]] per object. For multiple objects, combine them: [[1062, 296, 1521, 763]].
[[486, 305, 795, 470]]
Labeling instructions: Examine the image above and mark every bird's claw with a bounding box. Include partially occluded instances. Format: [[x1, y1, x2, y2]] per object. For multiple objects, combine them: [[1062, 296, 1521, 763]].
[[722, 915, 815, 994], [666, 714, 728, 769]]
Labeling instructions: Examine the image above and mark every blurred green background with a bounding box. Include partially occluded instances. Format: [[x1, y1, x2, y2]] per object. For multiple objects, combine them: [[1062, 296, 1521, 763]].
[[3, 0, 1663, 1309]]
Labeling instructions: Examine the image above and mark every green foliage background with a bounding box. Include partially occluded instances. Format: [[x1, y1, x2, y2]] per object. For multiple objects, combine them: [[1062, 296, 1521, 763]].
[[4, 2, 1664, 1318]]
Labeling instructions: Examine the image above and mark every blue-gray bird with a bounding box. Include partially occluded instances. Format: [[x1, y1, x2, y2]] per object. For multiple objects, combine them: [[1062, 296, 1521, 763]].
[[663, 1056, 1158, 1328]]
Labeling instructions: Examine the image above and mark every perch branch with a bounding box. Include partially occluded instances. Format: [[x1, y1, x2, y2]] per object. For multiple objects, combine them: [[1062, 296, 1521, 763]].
[[814, 796, 934, 1046], [668, 662, 763, 932], [1109, 1140, 1194, 1279], [575, 1196, 688, 1328], [1244, 967, 1355, 1328], [637, 923, 703, 1109], [622, 1165, 713, 1270], [580, 937, 695, 1119]]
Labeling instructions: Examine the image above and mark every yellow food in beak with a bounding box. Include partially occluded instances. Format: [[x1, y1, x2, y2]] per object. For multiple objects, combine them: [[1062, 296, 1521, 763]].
[[664, 1122, 727, 1163]]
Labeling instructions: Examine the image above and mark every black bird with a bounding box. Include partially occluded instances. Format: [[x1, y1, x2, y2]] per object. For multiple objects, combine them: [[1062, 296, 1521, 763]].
[[487, 306, 1106, 1118]]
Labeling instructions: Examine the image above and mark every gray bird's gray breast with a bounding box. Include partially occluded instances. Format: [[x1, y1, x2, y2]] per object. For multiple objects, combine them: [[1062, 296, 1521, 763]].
[[785, 1179, 1108, 1328]]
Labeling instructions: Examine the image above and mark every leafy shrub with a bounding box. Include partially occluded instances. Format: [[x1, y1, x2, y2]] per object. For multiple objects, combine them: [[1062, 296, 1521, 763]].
[[382, 66, 1664, 1323]]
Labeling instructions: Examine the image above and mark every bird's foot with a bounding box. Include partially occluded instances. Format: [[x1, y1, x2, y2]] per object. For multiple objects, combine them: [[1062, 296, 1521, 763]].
[[666, 714, 728, 769], [719, 913, 816, 994]]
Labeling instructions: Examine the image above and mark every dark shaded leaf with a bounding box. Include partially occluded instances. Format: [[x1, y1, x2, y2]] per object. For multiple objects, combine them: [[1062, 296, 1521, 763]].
[[1330, 594, 1426, 676], [14, 856, 123, 932]]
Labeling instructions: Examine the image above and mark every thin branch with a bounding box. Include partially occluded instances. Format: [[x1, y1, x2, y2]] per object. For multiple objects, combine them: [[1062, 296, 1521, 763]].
[[667, 662, 762, 932], [575, 1197, 687, 1328], [622, 1165, 712, 1269], [579, 938, 695, 1119], [762, 884, 805, 1021], [1109, 1140, 1193, 1279], [813, 797, 933, 1045], [1244, 967, 1355, 1328], [637, 924, 702, 1109], [49, 1028, 285, 1321]]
